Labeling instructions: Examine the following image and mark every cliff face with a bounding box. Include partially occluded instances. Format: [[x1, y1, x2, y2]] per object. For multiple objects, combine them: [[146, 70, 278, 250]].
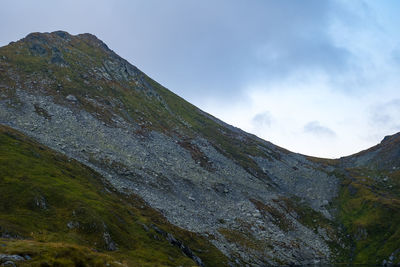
[[0, 31, 399, 266]]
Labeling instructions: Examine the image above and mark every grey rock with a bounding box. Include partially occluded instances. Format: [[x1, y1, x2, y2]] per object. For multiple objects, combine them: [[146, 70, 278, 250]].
[[66, 94, 77, 101], [1, 261, 16, 267], [34, 195, 47, 210], [0, 254, 25, 263], [23, 255, 31, 260], [67, 221, 79, 229], [103, 231, 117, 251], [53, 31, 71, 40], [29, 44, 47, 56], [50, 47, 67, 66], [253, 154, 339, 216]]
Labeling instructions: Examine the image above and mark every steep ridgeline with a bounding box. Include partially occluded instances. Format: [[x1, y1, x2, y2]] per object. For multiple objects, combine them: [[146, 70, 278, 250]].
[[0, 31, 399, 266]]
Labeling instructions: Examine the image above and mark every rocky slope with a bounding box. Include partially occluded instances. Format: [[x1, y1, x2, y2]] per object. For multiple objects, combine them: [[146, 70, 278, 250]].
[[0, 124, 227, 266], [0, 31, 399, 266]]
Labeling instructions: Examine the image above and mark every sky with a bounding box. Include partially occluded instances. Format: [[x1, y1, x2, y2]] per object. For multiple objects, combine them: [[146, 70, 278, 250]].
[[1, 0, 400, 158]]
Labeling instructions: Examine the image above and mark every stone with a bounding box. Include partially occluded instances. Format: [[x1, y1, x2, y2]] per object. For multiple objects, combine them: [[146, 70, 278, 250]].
[[67, 221, 79, 229], [51, 47, 67, 66], [23, 255, 31, 260], [66, 95, 77, 102], [29, 44, 47, 56], [103, 231, 117, 251], [53, 31, 70, 40], [0, 254, 25, 263], [34, 195, 47, 209]]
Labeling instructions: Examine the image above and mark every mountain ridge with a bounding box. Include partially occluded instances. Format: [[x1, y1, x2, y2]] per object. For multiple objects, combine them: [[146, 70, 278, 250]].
[[0, 31, 399, 266]]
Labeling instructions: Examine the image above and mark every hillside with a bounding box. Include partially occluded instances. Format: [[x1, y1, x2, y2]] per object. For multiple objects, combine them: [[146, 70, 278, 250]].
[[0, 124, 227, 266], [0, 31, 399, 266]]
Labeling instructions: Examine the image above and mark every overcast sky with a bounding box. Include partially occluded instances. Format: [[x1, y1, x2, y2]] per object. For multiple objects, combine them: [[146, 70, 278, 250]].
[[1, 0, 400, 158]]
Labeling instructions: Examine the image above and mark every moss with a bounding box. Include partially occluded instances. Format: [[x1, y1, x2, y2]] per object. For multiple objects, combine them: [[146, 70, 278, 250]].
[[0, 125, 228, 266]]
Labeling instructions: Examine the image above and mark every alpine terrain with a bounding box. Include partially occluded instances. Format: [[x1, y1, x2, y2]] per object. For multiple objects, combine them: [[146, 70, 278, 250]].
[[0, 31, 399, 266]]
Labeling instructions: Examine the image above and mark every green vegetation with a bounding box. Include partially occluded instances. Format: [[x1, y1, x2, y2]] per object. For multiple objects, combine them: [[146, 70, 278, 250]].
[[336, 168, 400, 265], [0, 125, 228, 266], [0, 240, 120, 266]]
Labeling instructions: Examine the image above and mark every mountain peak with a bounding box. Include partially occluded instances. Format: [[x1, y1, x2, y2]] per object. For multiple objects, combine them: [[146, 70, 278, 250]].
[[380, 131, 400, 146], [341, 131, 400, 169], [20, 30, 110, 52], [23, 31, 70, 43]]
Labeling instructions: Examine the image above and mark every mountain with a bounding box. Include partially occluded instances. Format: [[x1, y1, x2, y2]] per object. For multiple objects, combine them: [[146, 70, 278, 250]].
[[0, 31, 399, 266]]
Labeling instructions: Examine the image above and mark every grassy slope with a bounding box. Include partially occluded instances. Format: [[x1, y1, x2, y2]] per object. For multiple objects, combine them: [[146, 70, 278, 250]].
[[0, 125, 228, 266], [335, 168, 400, 265]]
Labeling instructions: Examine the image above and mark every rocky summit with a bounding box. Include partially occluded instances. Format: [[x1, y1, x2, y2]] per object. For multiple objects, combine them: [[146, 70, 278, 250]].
[[0, 31, 399, 266]]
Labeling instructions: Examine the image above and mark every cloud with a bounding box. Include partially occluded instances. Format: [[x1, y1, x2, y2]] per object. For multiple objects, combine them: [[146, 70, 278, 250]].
[[392, 46, 400, 66], [252, 111, 272, 128], [369, 99, 400, 130], [0, 0, 352, 102], [304, 121, 336, 137]]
